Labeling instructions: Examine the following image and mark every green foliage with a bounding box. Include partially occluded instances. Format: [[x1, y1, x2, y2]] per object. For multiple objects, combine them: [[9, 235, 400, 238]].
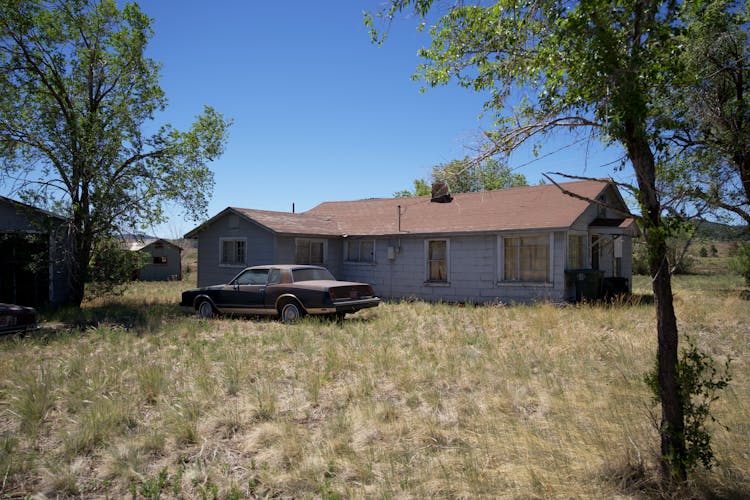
[[395, 157, 526, 196], [87, 237, 147, 298], [394, 178, 431, 197], [0, 0, 231, 306], [730, 242, 750, 287], [139, 467, 171, 499], [632, 221, 696, 275], [660, 0, 750, 224], [645, 340, 732, 472]]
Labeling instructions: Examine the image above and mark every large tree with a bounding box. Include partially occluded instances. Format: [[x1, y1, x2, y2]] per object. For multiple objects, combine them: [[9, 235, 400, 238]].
[[366, 0, 729, 481], [665, 0, 749, 223], [0, 0, 230, 306], [395, 156, 527, 197]]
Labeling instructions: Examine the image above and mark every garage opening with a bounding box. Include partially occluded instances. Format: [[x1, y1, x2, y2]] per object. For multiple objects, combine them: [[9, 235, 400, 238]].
[[0, 233, 50, 307]]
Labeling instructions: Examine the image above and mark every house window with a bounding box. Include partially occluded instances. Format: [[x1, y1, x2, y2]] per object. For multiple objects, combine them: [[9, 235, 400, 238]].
[[614, 237, 623, 277], [220, 238, 246, 266], [295, 238, 325, 265], [567, 234, 585, 269], [152, 255, 168, 265], [346, 240, 375, 263], [426, 239, 449, 283], [503, 234, 551, 283]]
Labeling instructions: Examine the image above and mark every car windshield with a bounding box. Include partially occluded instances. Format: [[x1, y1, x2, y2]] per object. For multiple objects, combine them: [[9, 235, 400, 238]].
[[292, 267, 335, 282]]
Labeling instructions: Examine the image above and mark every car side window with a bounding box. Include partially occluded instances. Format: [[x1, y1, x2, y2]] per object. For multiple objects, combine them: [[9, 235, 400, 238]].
[[234, 269, 269, 285], [267, 268, 281, 285]]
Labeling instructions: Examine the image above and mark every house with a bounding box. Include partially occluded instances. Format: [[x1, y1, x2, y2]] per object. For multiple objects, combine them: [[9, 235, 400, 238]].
[[0, 196, 72, 307], [127, 238, 183, 281], [184, 180, 638, 304]]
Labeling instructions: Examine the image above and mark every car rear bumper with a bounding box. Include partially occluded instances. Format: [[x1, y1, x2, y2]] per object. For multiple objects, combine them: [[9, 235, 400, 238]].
[[307, 297, 381, 315]]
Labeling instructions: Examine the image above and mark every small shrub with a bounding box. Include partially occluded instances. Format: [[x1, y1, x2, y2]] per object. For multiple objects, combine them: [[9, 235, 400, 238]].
[[730, 241, 750, 287], [699, 246, 708, 258], [645, 339, 732, 472]]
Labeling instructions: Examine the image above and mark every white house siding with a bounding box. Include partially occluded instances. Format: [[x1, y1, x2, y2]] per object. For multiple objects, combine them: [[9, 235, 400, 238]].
[[196, 216, 275, 287], [339, 231, 567, 304]]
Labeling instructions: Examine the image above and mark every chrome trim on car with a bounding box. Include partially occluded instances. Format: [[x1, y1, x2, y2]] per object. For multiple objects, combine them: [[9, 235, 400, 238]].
[[306, 307, 337, 314], [224, 307, 275, 316]]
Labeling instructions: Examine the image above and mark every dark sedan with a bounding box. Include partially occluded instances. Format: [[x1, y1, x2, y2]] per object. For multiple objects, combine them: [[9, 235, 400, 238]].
[[180, 265, 380, 322], [0, 303, 38, 335]]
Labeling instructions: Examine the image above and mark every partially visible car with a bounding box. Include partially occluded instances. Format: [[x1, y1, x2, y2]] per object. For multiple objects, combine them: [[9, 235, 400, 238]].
[[180, 265, 380, 322], [0, 303, 38, 335]]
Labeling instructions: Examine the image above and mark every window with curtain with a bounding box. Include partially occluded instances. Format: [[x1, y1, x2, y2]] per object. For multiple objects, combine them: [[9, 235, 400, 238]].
[[427, 240, 448, 282], [567, 234, 585, 269], [503, 234, 550, 282]]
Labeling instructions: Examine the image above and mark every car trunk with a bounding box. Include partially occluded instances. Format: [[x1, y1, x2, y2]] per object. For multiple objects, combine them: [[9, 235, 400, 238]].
[[329, 284, 374, 301]]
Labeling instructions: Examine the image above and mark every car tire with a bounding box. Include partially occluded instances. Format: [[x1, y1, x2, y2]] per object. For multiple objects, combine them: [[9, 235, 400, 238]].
[[279, 300, 305, 323], [197, 300, 215, 319]]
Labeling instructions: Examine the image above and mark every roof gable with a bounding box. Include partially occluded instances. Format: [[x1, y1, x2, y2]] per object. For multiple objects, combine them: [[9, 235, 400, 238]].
[[127, 238, 183, 252]]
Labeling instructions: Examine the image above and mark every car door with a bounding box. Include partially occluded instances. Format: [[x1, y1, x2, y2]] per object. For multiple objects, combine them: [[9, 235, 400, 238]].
[[222, 268, 269, 313]]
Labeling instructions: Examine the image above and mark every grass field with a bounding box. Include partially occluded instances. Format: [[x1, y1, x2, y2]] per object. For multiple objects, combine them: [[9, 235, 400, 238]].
[[0, 271, 748, 498]]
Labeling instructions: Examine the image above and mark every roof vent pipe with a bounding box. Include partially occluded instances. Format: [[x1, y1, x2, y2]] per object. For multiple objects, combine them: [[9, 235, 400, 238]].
[[430, 181, 453, 203]]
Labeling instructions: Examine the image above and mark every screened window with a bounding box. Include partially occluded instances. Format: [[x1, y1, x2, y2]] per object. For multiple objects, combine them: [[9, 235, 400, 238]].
[[567, 234, 585, 269], [426, 240, 448, 282], [503, 234, 550, 283], [220, 239, 246, 266], [346, 240, 375, 263], [295, 239, 325, 265]]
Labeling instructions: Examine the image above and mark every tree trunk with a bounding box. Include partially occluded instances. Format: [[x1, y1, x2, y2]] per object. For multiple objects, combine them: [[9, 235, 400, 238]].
[[64, 192, 93, 308], [628, 134, 687, 481]]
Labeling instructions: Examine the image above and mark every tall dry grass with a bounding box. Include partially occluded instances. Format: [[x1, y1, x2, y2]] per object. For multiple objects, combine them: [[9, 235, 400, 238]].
[[0, 274, 747, 498]]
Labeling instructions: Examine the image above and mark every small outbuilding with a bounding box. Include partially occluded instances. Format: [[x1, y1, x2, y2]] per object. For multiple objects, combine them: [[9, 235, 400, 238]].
[[128, 238, 182, 281], [0, 196, 72, 307]]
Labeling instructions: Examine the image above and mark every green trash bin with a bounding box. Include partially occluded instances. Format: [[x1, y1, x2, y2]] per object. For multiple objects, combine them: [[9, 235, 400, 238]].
[[565, 269, 604, 302]]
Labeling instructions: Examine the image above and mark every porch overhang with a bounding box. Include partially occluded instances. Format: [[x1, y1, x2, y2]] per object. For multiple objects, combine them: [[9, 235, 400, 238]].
[[589, 217, 639, 236]]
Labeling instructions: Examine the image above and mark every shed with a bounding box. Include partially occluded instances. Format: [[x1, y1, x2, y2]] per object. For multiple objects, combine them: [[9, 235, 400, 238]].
[[0, 196, 72, 307], [128, 238, 183, 281]]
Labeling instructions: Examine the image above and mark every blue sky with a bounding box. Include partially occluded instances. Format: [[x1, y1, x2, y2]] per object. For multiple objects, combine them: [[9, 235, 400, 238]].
[[4, 1, 626, 236], [138, 1, 627, 236]]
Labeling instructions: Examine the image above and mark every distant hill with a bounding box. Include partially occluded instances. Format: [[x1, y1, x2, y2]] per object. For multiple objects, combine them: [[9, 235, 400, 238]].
[[694, 220, 750, 240]]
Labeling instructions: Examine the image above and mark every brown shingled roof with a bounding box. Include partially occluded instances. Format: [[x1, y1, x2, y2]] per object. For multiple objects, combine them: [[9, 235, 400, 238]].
[[186, 180, 623, 238], [306, 180, 613, 236], [231, 208, 342, 235]]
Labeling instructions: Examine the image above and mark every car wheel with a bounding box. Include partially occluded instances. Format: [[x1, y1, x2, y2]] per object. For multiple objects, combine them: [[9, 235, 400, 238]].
[[279, 300, 305, 323], [197, 300, 215, 319]]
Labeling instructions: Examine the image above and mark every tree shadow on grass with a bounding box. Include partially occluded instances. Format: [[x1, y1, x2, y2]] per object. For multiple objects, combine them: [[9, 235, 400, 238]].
[[24, 301, 190, 341]]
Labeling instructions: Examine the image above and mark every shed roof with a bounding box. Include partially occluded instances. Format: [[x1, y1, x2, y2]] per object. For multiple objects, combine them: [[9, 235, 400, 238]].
[[186, 180, 632, 238], [126, 238, 183, 252]]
